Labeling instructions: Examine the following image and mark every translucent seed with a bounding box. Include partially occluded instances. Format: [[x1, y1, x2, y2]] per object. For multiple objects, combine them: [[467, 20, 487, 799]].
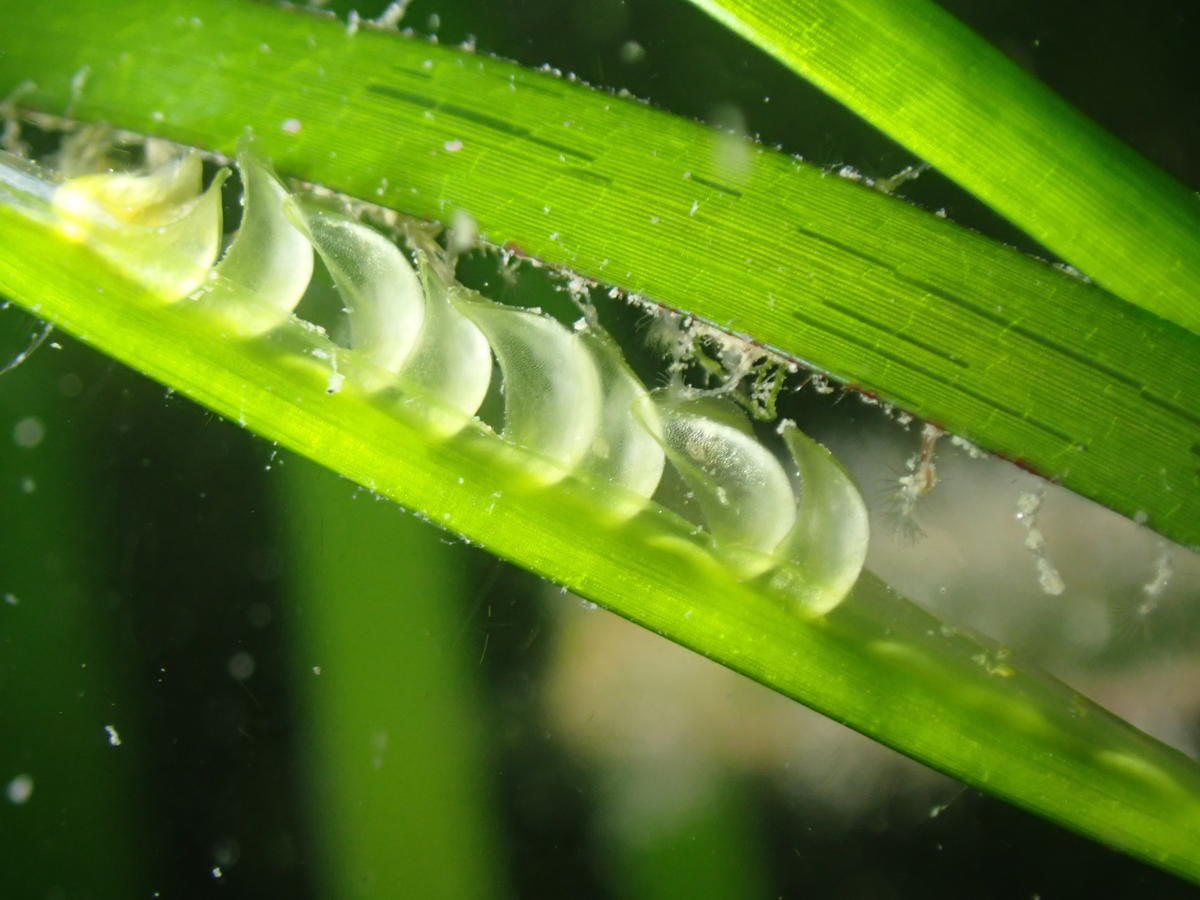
[[459, 297, 602, 482], [577, 328, 664, 518], [652, 395, 795, 575], [53, 150, 225, 299], [199, 146, 313, 336], [289, 199, 422, 386], [777, 421, 869, 615], [403, 252, 493, 435]]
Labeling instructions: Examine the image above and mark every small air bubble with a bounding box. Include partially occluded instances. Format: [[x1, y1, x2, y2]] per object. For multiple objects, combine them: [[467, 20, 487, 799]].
[[281, 118, 302, 134], [443, 139, 464, 153]]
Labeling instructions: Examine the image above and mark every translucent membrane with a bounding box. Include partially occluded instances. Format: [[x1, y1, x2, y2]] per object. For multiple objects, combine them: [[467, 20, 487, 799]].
[[289, 199, 422, 386], [52, 150, 225, 299], [404, 255, 492, 434], [578, 329, 665, 517], [200, 149, 313, 336], [652, 395, 796, 577], [458, 298, 602, 482], [777, 421, 869, 614]]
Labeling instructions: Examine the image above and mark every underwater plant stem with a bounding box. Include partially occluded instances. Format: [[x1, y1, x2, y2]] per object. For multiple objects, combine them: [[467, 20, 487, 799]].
[[2, 191, 1199, 885]]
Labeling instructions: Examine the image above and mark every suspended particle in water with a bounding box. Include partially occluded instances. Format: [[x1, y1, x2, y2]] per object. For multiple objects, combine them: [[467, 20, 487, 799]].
[[12, 416, 45, 449], [5, 774, 33, 805], [1015, 490, 1065, 596], [889, 422, 942, 539], [619, 40, 645, 65], [1137, 541, 1174, 617]]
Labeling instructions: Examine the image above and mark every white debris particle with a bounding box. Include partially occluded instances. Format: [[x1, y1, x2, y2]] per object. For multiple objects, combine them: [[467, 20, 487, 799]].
[[311, 665, 322, 676], [13, 416, 45, 449], [346, 9, 360, 35], [211, 867, 223, 880], [1035, 557, 1065, 596], [21, 473, 37, 491], [372, 0, 410, 29], [449, 209, 478, 254], [104, 724, 122, 747], [1015, 491, 1064, 596], [325, 371, 345, 394], [1023, 525, 1045, 553], [949, 434, 987, 459], [443, 138, 463, 153], [228, 651, 256, 681], [1015, 492, 1037, 519], [6, 774, 33, 805], [689, 199, 698, 216], [67, 65, 90, 114], [281, 117, 302, 135], [1137, 542, 1174, 617], [3, 593, 17, 605], [619, 40, 645, 65]]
